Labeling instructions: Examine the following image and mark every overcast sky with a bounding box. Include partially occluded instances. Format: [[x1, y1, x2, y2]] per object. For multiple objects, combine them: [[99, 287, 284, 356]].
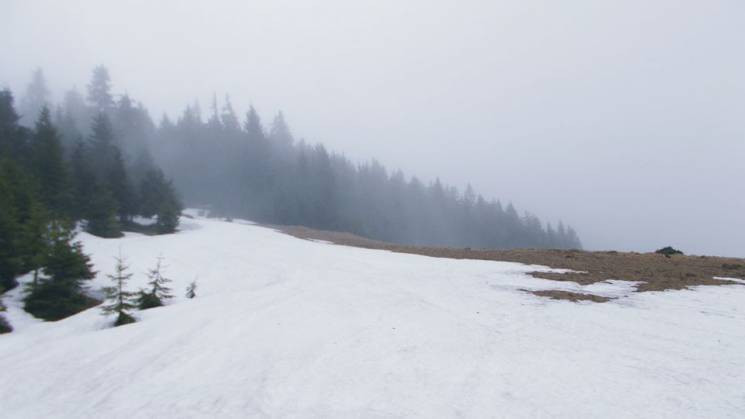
[[2, 0, 744, 256]]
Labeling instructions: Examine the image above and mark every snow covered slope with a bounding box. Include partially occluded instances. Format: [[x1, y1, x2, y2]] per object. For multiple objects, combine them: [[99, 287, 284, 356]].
[[1, 214, 744, 418]]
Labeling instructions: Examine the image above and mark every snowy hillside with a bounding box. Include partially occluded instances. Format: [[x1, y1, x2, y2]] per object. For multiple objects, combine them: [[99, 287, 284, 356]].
[[1, 213, 744, 418]]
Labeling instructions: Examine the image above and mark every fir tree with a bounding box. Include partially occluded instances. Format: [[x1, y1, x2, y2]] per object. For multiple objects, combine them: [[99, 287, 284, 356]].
[[0, 289, 10, 333], [86, 186, 121, 238], [155, 194, 181, 234], [139, 168, 182, 233], [185, 280, 197, 299], [88, 112, 116, 178], [87, 65, 114, 114], [19, 202, 48, 287], [107, 146, 136, 223], [24, 220, 96, 321], [0, 165, 23, 291], [30, 107, 71, 216], [70, 141, 97, 219], [19, 68, 50, 127], [101, 254, 137, 326], [137, 256, 172, 309]]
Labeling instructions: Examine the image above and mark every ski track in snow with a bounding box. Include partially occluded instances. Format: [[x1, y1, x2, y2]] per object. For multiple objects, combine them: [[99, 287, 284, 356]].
[[1, 213, 744, 418]]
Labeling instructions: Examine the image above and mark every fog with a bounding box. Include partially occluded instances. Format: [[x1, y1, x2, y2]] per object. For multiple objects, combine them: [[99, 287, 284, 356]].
[[2, 0, 743, 256]]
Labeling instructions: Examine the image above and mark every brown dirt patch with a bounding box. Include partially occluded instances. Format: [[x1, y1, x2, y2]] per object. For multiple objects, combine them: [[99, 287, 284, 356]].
[[275, 224, 745, 300], [524, 290, 612, 303]]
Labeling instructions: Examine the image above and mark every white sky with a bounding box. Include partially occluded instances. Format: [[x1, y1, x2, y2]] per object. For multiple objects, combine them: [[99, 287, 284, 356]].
[[2, 0, 744, 256]]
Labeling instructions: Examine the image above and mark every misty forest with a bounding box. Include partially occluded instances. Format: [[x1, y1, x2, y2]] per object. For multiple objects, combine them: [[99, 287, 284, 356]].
[[3, 66, 581, 253]]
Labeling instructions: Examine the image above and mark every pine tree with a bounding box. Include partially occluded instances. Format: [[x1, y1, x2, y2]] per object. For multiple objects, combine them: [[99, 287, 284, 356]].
[[0, 164, 23, 291], [137, 256, 172, 309], [0, 289, 11, 333], [30, 107, 71, 216], [87, 65, 114, 114], [20, 68, 50, 127], [101, 254, 137, 326], [269, 111, 293, 148], [70, 141, 97, 220], [139, 168, 182, 233], [88, 112, 116, 178], [24, 220, 96, 321], [155, 193, 181, 234], [86, 185, 121, 238], [20, 202, 49, 287], [185, 280, 197, 299], [107, 146, 136, 223]]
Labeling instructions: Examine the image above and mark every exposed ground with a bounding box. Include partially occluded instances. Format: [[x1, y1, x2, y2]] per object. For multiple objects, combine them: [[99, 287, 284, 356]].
[[276, 225, 745, 301]]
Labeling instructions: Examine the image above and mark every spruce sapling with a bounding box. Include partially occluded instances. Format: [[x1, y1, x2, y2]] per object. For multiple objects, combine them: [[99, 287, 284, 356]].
[[185, 280, 197, 299], [101, 254, 137, 326], [137, 255, 173, 309]]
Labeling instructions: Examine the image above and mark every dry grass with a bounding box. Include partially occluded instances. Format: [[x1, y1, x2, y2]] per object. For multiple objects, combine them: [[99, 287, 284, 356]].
[[523, 290, 612, 303], [276, 225, 745, 301]]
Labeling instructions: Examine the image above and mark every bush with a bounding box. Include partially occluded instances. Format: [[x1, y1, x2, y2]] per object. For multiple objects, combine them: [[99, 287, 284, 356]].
[[655, 246, 683, 257]]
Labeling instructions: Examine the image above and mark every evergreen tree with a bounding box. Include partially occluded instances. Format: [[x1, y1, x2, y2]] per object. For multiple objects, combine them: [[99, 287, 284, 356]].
[[86, 185, 121, 238], [139, 168, 182, 233], [185, 280, 197, 299], [19, 202, 49, 287], [0, 288, 11, 333], [56, 87, 88, 150], [107, 147, 136, 222], [268, 111, 293, 148], [24, 220, 96, 321], [30, 107, 71, 215], [155, 195, 182, 234], [70, 141, 97, 219], [0, 164, 23, 291], [19, 68, 50, 127], [137, 256, 172, 309], [0, 89, 30, 163], [101, 254, 137, 326], [88, 112, 116, 177], [87, 65, 114, 114]]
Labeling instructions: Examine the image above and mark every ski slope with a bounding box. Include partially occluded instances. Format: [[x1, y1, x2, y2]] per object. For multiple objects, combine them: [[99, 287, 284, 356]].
[[1, 213, 744, 418]]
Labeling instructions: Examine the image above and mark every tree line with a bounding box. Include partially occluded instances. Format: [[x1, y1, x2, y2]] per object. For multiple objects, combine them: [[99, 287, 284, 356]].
[[27, 66, 580, 250]]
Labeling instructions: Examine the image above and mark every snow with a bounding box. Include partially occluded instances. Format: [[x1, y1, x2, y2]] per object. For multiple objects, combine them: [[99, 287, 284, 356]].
[[131, 215, 157, 226], [1, 214, 744, 418]]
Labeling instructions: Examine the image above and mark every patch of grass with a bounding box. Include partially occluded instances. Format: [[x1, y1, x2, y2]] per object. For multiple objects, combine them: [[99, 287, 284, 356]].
[[524, 289, 612, 303], [277, 224, 745, 295]]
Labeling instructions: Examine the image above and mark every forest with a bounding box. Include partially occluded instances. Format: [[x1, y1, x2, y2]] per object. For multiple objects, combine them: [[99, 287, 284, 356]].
[[21, 66, 581, 249]]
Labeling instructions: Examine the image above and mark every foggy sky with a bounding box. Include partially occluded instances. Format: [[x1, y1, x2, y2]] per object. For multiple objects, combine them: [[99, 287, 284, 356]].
[[2, 0, 744, 256]]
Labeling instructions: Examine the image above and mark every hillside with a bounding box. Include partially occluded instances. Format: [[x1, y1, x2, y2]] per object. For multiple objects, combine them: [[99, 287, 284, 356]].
[[1, 212, 744, 418]]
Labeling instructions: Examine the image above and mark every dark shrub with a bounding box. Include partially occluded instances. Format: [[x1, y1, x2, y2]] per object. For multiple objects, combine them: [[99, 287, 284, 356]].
[[655, 246, 684, 257]]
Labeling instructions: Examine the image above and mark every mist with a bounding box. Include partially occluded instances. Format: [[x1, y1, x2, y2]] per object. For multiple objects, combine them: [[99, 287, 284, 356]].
[[2, 0, 743, 256]]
